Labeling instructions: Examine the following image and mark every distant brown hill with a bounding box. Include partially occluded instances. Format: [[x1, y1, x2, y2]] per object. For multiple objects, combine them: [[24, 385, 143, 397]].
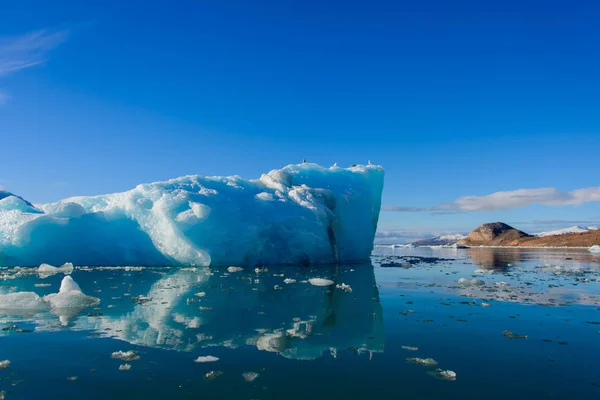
[[458, 222, 600, 247], [458, 222, 531, 246]]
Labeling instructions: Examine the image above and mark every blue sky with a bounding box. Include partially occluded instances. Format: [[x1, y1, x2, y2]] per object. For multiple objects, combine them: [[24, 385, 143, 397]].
[[1, 0, 599, 242]]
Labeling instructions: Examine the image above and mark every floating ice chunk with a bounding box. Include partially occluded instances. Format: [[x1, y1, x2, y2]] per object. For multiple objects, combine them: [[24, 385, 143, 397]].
[[309, 278, 334, 287], [43, 276, 100, 310], [38, 262, 74, 278], [503, 330, 527, 339], [458, 278, 485, 287], [283, 278, 296, 284], [242, 371, 259, 382], [481, 303, 492, 307], [0, 360, 9, 369], [401, 346, 418, 351], [119, 364, 131, 371], [227, 266, 243, 273], [406, 357, 438, 366], [429, 368, 457, 381], [111, 350, 140, 361], [195, 292, 206, 297], [205, 370, 223, 380], [256, 331, 288, 353], [194, 356, 219, 363], [336, 283, 352, 292], [0, 292, 47, 312], [590, 245, 600, 253]]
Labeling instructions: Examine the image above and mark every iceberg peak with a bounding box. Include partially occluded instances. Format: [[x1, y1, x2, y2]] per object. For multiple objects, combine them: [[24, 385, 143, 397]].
[[0, 163, 384, 267]]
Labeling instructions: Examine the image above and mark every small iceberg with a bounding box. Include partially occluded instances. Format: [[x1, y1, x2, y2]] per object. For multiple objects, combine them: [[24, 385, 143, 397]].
[[111, 351, 140, 362], [406, 357, 438, 366], [428, 368, 457, 381], [43, 276, 100, 310], [0, 360, 9, 370], [458, 278, 485, 287], [242, 371, 259, 382], [194, 356, 219, 363], [119, 364, 131, 371], [589, 245, 600, 253], [336, 283, 352, 293], [309, 278, 334, 287], [503, 330, 527, 339], [38, 262, 74, 278]]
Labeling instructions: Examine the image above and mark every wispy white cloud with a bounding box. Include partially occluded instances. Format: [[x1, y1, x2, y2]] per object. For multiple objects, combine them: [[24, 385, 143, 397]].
[[383, 186, 600, 213], [0, 29, 69, 76], [0, 28, 70, 104]]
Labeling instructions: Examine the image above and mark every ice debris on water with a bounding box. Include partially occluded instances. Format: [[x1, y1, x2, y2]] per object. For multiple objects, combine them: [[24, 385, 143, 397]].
[[195, 292, 206, 297], [227, 266, 243, 273], [406, 357, 438, 366], [38, 262, 74, 278], [283, 278, 296, 284], [458, 278, 485, 287], [429, 369, 457, 381], [119, 364, 131, 371], [205, 370, 224, 380], [336, 283, 352, 292], [309, 278, 334, 287], [111, 351, 140, 362], [43, 276, 100, 310], [194, 356, 219, 363], [589, 245, 600, 253], [0, 360, 9, 369], [242, 371, 259, 382], [401, 346, 418, 351], [0, 276, 98, 316], [503, 330, 527, 339], [0, 292, 47, 311]]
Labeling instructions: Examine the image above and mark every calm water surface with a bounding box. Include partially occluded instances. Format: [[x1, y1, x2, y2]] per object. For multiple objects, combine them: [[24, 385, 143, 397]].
[[1, 247, 600, 399]]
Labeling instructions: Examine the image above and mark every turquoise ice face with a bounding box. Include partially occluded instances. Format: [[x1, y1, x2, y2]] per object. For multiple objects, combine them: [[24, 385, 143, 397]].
[[0, 163, 384, 267]]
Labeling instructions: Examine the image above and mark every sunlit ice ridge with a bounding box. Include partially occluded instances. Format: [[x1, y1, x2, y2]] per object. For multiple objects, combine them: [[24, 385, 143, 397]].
[[0, 163, 384, 267]]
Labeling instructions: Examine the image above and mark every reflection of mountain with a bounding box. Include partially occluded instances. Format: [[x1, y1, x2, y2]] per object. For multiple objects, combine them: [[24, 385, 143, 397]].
[[468, 248, 524, 270], [3, 264, 384, 360]]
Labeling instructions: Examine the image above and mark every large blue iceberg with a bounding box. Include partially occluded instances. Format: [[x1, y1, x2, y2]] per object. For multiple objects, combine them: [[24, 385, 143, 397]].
[[0, 163, 384, 266]]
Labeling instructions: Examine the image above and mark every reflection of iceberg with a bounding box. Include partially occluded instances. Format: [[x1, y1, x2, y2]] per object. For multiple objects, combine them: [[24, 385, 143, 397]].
[[21, 264, 385, 360], [0, 164, 384, 267]]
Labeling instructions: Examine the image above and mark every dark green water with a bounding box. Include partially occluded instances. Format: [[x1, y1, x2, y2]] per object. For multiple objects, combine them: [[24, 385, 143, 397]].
[[1, 247, 599, 399]]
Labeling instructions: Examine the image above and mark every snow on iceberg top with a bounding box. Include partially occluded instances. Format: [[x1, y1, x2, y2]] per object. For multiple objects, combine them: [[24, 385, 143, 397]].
[[0, 163, 384, 267]]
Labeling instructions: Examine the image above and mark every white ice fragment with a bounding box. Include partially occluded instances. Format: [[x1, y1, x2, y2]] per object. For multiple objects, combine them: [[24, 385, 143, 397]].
[[227, 266, 243, 273], [309, 278, 334, 287], [458, 278, 485, 287], [406, 357, 438, 366], [43, 276, 100, 310], [195, 292, 206, 297], [401, 346, 418, 351], [336, 283, 352, 292], [111, 351, 140, 362], [119, 364, 131, 370], [194, 356, 219, 363], [242, 371, 259, 382], [0, 292, 46, 311], [430, 368, 457, 381], [589, 245, 600, 253], [0, 360, 9, 369], [38, 262, 74, 278], [283, 278, 296, 284]]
